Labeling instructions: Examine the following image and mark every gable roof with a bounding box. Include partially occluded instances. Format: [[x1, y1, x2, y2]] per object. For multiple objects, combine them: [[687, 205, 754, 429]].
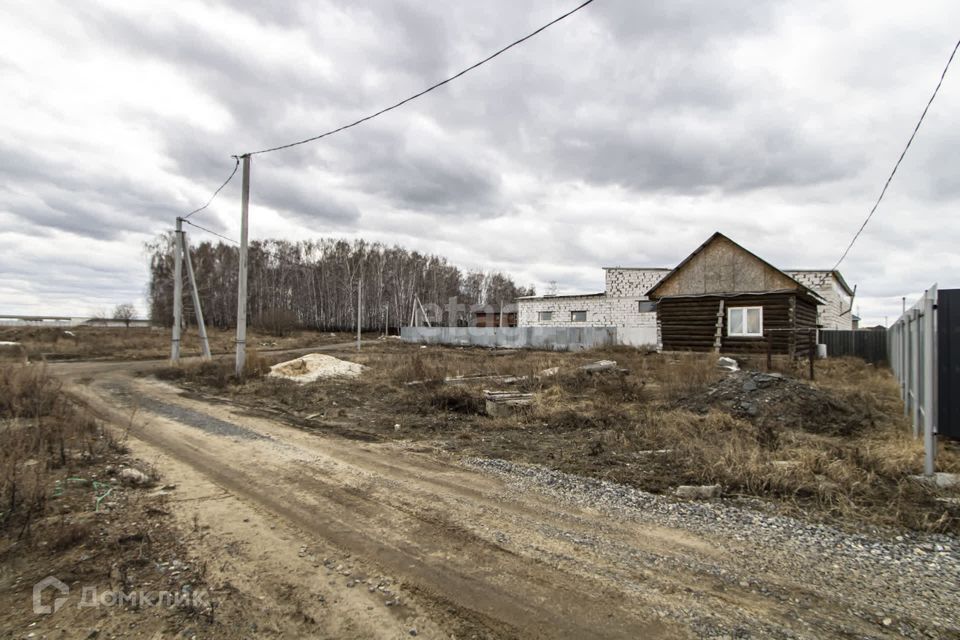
[[646, 232, 826, 303]]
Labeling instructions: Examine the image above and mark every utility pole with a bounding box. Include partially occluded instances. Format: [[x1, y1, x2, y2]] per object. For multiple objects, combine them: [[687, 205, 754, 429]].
[[235, 154, 251, 378], [356, 276, 362, 352], [170, 217, 183, 364], [416, 296, 432, 327], [181, 227, 211, 359], [385, 304, 389, 337]]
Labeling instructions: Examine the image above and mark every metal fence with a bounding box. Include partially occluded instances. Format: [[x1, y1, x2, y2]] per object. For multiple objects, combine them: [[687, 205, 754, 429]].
[[820, 329, 888, 363], [887, 285, 937, 476], [401, 326, 618, 350]]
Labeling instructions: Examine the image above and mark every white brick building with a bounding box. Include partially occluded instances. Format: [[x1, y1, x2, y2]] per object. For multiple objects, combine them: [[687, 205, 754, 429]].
[[516, 267, 670, 346], [783, 271, 855, 330], [518, 248, 855, 346]]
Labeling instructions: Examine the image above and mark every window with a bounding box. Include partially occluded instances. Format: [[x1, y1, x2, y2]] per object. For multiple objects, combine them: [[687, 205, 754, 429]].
[[537, 311, 553, 322], [728, 306, 763, 337], [638, 300, 657, 313], [570, 310, 587, 322]]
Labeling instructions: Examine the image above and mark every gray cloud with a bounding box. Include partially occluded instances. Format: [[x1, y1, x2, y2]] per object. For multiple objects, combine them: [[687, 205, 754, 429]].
[[2, 0, 960, 322], [252, 167, 361, 227]]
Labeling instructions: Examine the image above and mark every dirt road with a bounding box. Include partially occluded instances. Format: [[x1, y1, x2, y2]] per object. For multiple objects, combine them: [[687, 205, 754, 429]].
[[52, 353, 958, 639]]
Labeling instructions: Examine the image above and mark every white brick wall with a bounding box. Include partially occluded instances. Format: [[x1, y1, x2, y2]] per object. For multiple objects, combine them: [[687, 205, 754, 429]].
[[518, 268, 668, 332], [786, 271, 854, 330], [604, 268, 670, 296], [517, 295, 611, 327]]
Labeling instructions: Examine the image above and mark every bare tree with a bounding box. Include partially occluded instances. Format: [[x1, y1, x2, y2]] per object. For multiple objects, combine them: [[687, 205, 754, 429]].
[[144, 236, 531, 331], [112, 303, 136, 328]]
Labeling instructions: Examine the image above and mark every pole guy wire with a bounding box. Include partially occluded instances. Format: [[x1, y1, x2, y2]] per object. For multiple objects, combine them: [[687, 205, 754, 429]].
[[832, 37, 960, 271], [180, 217, 239, 244], [245, 0, 598, 156]]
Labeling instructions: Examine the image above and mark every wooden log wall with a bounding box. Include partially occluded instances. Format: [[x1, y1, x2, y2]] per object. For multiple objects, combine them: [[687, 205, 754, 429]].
[[657, 292, 819, 356]]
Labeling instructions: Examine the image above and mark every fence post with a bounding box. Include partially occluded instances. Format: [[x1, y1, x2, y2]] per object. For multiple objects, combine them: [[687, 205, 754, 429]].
[[911, 309, 923, 437], [808, 329, 815, 380], [922, 287, 937, 476]]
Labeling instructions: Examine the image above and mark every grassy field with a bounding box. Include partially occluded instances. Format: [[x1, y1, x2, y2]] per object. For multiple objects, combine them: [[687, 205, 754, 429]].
[[0, 325, 355, 362], [0, 364, 269, 637], [159, 343, 960, 535]]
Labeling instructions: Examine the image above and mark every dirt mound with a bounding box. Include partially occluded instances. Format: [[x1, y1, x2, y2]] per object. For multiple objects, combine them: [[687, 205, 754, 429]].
[[676, 370, 866, 437], [268, 353, 364, 383]]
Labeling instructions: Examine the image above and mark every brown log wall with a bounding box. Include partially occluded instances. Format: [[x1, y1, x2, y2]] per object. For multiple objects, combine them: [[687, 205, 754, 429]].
[[658, 293, 819, 356]]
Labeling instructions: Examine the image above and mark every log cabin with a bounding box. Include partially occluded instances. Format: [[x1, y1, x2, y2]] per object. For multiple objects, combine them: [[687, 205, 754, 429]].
[[646, 232, 826, 356]]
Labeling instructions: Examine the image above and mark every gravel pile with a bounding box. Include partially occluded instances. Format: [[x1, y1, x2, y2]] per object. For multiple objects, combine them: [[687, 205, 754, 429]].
[[676, 370, 866, 436], [464, 456, 960, 638]]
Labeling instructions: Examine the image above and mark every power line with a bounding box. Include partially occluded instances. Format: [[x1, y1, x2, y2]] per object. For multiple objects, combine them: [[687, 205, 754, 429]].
[[246, 0, 598, 156], [832, 37, 960, 271], [180, 217, 239, 244], [182, 156, 240, 219]]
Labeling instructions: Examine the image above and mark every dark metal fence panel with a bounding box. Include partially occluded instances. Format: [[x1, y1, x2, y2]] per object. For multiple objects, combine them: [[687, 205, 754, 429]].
[[820, 329, 888, 363], [937, 289, 960, 439]]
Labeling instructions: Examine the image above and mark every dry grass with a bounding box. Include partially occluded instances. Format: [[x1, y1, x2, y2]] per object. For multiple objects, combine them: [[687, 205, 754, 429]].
[[153, 349, 270, 389], [0, 326, 352, 362], [0, 364, 126, 535]]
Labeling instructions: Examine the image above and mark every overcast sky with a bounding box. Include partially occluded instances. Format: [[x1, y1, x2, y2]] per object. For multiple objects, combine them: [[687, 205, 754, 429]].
[[1, 0, 958, 325]]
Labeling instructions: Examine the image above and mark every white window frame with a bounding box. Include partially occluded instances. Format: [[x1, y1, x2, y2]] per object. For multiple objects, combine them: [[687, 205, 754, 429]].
[[537, 310, 553, 322], [570, 310, 587, 322], [727, 306, 763, 337]]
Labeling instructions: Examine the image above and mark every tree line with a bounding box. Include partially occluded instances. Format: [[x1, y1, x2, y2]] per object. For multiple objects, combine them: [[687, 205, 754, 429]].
[[145, 235, 534, 334]]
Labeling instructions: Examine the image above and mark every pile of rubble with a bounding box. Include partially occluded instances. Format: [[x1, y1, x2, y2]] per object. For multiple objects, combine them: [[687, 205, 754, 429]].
[[677, 369, 866, 436]]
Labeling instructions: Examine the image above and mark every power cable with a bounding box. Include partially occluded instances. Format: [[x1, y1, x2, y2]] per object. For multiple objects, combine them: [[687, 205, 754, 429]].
[[182, 156, 240, 219], [246, 0, 597, 156], [832, 37, 960, 271], [180, 217, 239, 244]]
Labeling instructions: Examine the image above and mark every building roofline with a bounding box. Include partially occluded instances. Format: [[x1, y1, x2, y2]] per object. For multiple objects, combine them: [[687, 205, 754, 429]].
[[655, 288, 828, 304], [517, 292, 606, 301], [601, 266, 672, 271]]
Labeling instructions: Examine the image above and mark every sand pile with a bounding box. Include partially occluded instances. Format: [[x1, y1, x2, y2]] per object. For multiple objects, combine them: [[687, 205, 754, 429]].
[[268, 354, 364, 384]]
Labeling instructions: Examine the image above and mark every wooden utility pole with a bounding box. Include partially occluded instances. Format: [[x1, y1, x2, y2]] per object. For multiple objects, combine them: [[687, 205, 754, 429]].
[[181, 228, 211, 359], [235, 154, 251, 378], [356, 276, 362, 352], [170, 217, 183, 364]]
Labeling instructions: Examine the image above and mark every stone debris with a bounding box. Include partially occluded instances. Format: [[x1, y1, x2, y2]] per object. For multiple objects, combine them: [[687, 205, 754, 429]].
[[717, 356, 739, 372], [118, 467, 152, 486], [674, 484, 722, 500], [483, 391, 534, 417], [580, 360, 619, 373], [268, 354, 364, 384], [910, 472, 960, 489]]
